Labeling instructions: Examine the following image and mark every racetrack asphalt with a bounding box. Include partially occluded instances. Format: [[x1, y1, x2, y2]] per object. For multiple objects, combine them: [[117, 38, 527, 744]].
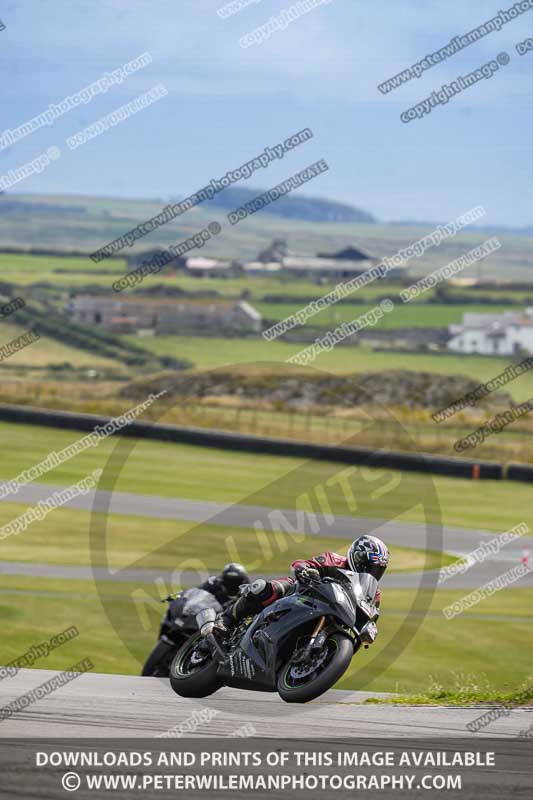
[[0, 669, 530, 738], [0, 481, 532, 590]]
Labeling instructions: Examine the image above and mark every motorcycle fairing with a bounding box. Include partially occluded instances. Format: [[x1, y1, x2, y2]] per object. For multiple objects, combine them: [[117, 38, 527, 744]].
[[216, 573, 369, 691]]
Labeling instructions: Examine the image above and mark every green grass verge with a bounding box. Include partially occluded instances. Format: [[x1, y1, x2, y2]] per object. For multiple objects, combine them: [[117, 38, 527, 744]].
[[337, 587, 533, 694], [1, 577, 530, 694], [0, 502, 452, 573], [0, 575, 151, 677], [364, 677, 533, 706], [0, 421, 531, 534]]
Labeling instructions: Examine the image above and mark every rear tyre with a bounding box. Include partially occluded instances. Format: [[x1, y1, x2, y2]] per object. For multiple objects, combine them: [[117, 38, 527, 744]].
[[142, 639, 178, 677], [169, 634, 222, 698], [277, 632, 353, 703]]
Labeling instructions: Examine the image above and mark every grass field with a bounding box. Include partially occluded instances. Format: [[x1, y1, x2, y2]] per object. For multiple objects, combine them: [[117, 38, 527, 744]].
[[0, 253, 125, 288], [0, 422, 530, 697], [0, 502, 450, 574], [0, 320, 121, 369], [337, 587, 533, 694], [1, 576, 530, 693], [256, 302, 518, 330], [4, 192, 533, 281], [0, 575, 152, 678], [0, 421, 531, 534], [123, 335, 533, 400], [3, 249, 531, 310], [1, 195, 531, 701]]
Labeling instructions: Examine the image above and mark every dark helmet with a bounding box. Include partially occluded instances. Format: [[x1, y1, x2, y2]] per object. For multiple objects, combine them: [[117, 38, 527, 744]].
[[347, 535, 389, 582], [220, 562, 249, 594]]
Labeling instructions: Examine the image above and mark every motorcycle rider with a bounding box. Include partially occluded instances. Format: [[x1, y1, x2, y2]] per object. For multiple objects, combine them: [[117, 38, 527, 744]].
[[198, 562, 250, 605], [164, 562, 250, 629], [210, 535, 389, 636], [143, 562, 250, 676]]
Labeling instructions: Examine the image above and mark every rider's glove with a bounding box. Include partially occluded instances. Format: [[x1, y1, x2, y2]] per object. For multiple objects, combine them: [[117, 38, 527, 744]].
[[294, 566, 320, 584]]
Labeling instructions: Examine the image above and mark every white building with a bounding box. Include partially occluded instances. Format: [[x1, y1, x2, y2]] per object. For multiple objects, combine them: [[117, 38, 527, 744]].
[[447, 308, 533, 356]]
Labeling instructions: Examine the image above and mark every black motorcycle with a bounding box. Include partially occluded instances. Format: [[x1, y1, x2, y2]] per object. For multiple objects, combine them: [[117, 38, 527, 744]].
[[142, 587, 222, 677], [168, 569, 380, 703]]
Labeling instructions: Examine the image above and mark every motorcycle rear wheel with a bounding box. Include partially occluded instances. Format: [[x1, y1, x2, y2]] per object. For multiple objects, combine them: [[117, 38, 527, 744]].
[[277, 632, 353, 703], [169, 634, 222, 698]]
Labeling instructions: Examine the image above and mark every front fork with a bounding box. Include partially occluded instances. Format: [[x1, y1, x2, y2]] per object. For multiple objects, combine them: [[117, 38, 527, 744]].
[[293, 616, 328, 664]]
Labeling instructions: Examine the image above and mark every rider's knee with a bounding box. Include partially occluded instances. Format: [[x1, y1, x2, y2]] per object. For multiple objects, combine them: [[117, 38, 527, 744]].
[[249, 578, 267, 597]]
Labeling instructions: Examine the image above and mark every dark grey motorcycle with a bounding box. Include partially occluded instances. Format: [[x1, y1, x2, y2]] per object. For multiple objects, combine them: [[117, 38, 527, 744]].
[[168, 569, 380, 703], [142, 587, 222, 677]]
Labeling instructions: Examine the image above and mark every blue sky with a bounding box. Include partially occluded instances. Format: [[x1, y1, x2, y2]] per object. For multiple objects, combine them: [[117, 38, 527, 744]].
[[1, 0, 532, 225]]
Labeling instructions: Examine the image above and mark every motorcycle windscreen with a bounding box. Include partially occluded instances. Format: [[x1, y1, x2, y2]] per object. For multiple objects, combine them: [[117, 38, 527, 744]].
[[336, 569, 379, 603], [355, 572, 379, 602]]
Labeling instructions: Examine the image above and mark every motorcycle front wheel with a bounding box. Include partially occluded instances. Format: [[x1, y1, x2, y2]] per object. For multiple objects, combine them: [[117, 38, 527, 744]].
[[277, 632, 353, 703], [169, 634, 222, 698]]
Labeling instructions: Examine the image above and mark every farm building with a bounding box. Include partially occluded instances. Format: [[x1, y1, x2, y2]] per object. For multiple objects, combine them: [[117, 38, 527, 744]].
[[126, 249, 186, 271], [244, 241, 378, 281], [126, 250, 242, 279], [68, 295, 262, 335], [184, 257, 243, 278]]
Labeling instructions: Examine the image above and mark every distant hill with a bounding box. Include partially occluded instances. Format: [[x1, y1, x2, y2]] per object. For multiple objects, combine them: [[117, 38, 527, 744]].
[[0, 197, 88, 216], [1, 192, 530, 281], [390, 218, 533, 237], [171, 187, 376, 224]]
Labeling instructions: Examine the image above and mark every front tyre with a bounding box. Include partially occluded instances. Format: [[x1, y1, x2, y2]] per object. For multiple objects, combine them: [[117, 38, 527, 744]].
[[169, 634, 222, 698], [277, 632, 353, 704]]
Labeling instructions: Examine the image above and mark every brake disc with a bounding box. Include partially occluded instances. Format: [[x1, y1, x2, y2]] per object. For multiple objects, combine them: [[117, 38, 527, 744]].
[[289, 649, 328, 679]]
